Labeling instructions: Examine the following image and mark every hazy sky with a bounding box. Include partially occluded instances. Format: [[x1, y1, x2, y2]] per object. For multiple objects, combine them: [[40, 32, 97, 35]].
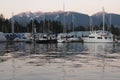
[[0, 0, 120, 18]]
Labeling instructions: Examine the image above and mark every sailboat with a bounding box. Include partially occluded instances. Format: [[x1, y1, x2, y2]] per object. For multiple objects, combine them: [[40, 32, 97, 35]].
[[67, 13, 80, 42], [82, 8, 113, 43], [57, 3, 68, 43], [26, 18, 36, 43], [5, 13, 16, 41], [36, 14, 57, 43], [57, 11, 69, 43]]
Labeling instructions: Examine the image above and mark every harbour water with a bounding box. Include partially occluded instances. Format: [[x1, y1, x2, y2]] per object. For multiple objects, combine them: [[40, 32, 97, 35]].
[[0, 42, 120, 80]]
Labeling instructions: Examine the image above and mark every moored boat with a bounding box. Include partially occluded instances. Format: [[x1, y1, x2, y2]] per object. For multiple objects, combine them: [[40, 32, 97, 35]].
[[36, 33, 57, 43], [82, 8, 114, 43], [82, 30, 113, 43]]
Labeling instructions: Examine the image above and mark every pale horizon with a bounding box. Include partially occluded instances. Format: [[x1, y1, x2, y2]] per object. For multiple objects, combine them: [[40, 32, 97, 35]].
[[0, 0, 120, 19]]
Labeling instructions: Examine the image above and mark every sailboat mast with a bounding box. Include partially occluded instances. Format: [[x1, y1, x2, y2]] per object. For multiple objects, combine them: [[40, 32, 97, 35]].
[[72, 13, 74, 32], [110, 14, 112, 27], [12, 12, 14, 33], [42, 14, 45, 33], [89, 16, 93, 33], [63, 2, 66, 33], [102, 7, 105, 33]]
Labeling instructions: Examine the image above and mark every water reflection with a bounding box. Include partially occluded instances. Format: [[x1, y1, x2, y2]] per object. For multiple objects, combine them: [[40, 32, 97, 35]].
[[0, 43, 6, 56], [83, 43, 115, 54], [0, 42, 120, 60], [0, 42, 120, 80]]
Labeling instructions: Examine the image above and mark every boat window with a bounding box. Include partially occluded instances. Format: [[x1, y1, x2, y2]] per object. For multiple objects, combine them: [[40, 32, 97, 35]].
[[43, 35, 47, 38], [105, 37, 107, 39], [97, 37, 102, 39], [89, 36, 95, 38]]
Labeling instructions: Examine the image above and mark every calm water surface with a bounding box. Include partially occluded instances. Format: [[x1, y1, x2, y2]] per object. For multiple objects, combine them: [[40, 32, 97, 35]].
[[0, 42, 120, 80]]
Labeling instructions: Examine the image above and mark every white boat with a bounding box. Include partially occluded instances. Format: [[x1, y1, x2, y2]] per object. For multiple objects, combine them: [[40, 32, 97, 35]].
[[57, 33, 68, 43], [82, 30, 113, 43], [82, 8, 114, 43], [57, 33, 80, 43], [25, 33, 34, 43], [67, 34, 80, 42]]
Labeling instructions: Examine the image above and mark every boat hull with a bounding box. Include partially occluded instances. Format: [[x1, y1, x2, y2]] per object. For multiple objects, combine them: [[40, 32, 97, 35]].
[[36, 39, 57, 43]]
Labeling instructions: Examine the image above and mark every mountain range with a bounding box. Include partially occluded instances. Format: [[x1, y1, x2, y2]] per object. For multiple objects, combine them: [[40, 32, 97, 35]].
[[12, 11, 120, 27]]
